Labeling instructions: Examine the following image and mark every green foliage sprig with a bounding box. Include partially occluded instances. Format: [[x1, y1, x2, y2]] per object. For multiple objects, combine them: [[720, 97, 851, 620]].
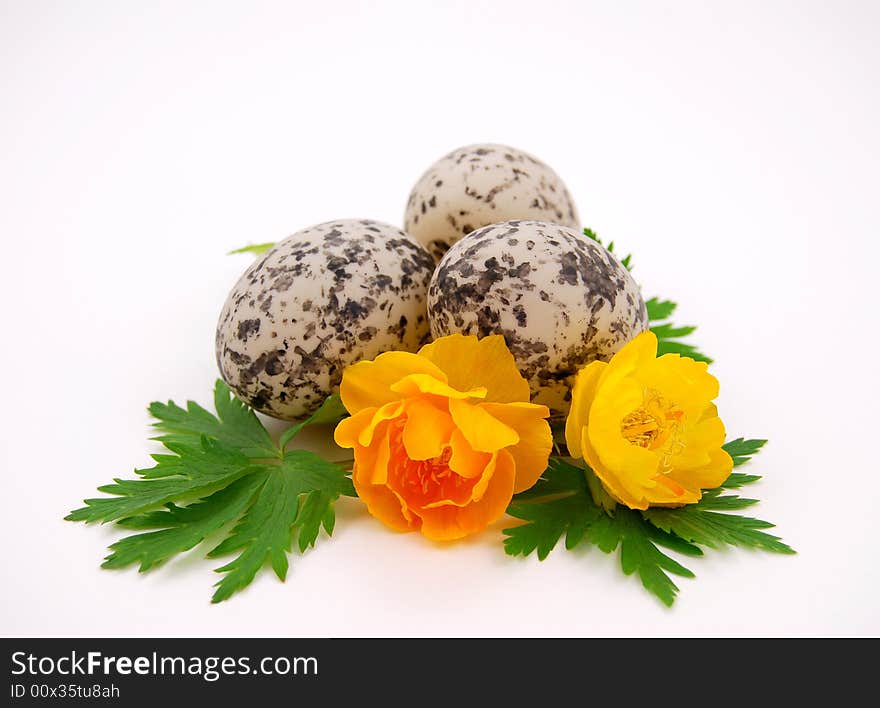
[[503, 440, 793, 606], [67, 382, 352, 602]]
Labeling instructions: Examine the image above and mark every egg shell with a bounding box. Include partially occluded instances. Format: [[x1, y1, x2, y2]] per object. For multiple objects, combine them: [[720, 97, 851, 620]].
[[216, 219, 435, 420], [427, 219, 647, 415], [404, 143, 581, 261]]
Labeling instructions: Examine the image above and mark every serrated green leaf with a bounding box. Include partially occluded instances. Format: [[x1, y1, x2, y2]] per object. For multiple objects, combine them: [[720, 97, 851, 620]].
[[208, 470, 300, 601], [66, 438, 257, 524], [581, 512, 620, 554], [646, 297, 712, 363], [295, 491, 333, 552], [209, 449, 352, 602], [722, 438, 768, 467], [615, 510, 695, 607], [642, 506, 795, 554], [505, 448, 792, 607], [694, 493, 760, 510], [505, 459, 698, 606], [508, 457, 586, 502], [150, 380, 277, 459], [227, 242, 276, 256], [278, 394, 348, 451], [101, 474, 266, 571], [564, 512, 591, 550], [722, 473, 762, 488], [584, 466, 617, 513], [505, 495, 600, 560], [649, 323, 697, 339], [321, 505, 336, 536], [645, 297, 677, 321], [642, 523, 704, 557], [654, 338, 713, 364], [69, 381, 355, 602]]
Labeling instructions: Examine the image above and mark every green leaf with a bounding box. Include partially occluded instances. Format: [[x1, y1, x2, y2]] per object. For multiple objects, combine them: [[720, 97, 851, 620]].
[[640, 438, 793, 553], [654, 339, 713, 363], [568, 509, 700, 607], [208, 450, 352, 602], [722, 473, 762, 488], [504, 459, 700, 606], [645, 297, 676, 321], [649, 323, 697, 339], [509, 457, 586, 502], [505, 495, 601, 560], [278, 394, 348, 451], [646, 296, 712, 363], [723, 438, 768, 467], [584, 466, 617, 514], [613, 510, 696, 608], [505, 458, 598, 558], [66, 438, 258, 524], [68, 381, 355, 602], [505, 446, 792, 606], [102, 474, 266, 571], [696, 489, 760, 510], [150, 380, 277, 459], [642, 506, 795, 554], [227, 242, 276, 256]]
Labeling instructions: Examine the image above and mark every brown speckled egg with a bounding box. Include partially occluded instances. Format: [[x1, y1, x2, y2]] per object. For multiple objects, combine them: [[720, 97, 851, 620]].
[[404, 143, 580, 261], [216, 219, 435, 420], [427, 220, 647, 416]]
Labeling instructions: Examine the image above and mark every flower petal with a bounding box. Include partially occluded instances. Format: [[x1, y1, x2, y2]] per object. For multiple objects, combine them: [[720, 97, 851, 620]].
[[588, 377, 652, 476], [669, 447, 734, 492], [402, 398, 456, 460], [352, 475, 418, 533], [416, 450, 516, 541], [419, 467, 483, 508], [390, 373, 486, 400], [357, 401, 405, 447], [580, 427, 645, 509], [642, 473, 702, 506], [670, 414, 726, 470], [595, 330, 658, 392], [634, 354, 719, 419], [564, 360, 606, 459], [448, 428, 491, 479], [418, 334, 531, 403], [352, 420, 393, 486], [333, 407, 375, 449], [480, 401, 552, 494], [448, 398, 520, 452], [340, 351, 448, 414]]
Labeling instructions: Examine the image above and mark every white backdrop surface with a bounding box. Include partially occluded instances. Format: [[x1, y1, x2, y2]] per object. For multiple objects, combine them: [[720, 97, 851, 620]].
[[1, 0, 878, 637]]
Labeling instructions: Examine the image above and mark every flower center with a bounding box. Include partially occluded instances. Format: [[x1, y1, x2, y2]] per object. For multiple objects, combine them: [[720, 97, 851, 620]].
[[387, 420, 474, 506], [621, 389, 685, 455]]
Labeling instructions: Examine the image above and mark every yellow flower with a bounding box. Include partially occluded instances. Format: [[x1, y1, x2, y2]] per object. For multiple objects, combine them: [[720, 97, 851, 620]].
[[334, 334, 552, 540], [565, 331, 732, 510]]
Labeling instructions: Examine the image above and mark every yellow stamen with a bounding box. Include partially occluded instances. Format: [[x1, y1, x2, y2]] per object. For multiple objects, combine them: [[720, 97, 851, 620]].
[[621, 389, 686, 467], [620, 408, 662, 448]]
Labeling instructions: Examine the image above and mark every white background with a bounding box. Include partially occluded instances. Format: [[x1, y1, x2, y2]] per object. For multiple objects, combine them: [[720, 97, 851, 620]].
[[2, 0, 878, 637]]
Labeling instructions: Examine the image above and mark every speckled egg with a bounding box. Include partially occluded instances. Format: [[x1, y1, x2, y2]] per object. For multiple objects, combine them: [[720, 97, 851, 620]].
[[428, 220, 647, 415], [404, 143, 581, 261], [216, 219, 435, 420]]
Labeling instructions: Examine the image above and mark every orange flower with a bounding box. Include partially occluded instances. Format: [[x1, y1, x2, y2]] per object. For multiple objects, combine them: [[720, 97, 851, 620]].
[[334, 335, 552, 540]]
